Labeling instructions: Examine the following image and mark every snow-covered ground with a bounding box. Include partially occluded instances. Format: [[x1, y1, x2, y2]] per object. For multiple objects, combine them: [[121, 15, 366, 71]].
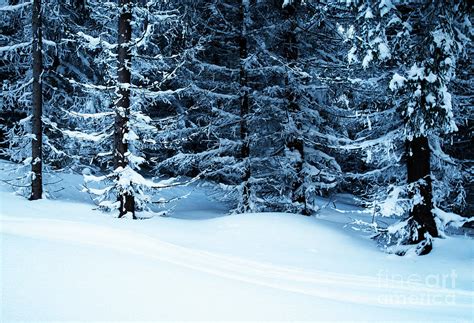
[[1, 162, 473, 321]]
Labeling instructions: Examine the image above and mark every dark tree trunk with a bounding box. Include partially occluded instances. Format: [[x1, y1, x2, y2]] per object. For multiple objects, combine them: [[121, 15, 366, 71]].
[[406, 136, 438, 240], [283, 2, 309, 215], [239, 0, 251, 213], [73, 0, 85, 11], [72, 0, 87, 18], [30, 0, 43, 201], [115, 0, 135, 219]]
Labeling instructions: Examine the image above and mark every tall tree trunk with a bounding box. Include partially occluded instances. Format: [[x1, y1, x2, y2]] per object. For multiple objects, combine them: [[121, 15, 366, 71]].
[[30, 0, 43, 201], [406, 135, 438, 240], [73, 0, 85, 11], [283, 1, 308, 215], [239, 0, 251, 213], [115, 0, 135, 219]]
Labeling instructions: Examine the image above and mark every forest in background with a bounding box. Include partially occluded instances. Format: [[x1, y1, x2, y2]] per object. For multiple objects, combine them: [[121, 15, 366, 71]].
[[0, 0, 472, 256]]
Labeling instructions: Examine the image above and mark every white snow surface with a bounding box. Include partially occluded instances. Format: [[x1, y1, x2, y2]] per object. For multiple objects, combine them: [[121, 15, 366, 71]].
[[0, 161, 473, 321]]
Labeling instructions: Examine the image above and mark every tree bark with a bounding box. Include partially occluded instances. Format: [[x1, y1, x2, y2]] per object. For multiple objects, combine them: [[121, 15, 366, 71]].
[[239, 0, 251, 213], [406, 135, 438, 239], [115, 0, 135, 219], [73, 0, 85, 11], [283, 1, 309, 215], [30, 0, 43, 201]]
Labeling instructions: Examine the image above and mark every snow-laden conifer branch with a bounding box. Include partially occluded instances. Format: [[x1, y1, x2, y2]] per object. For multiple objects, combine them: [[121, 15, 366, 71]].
[[0, 42, 31, 53], [0, 1, 31, 11]]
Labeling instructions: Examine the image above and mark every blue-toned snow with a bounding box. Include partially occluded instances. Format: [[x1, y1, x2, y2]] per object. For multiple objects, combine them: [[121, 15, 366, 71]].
[[0, 161, 472, 321]]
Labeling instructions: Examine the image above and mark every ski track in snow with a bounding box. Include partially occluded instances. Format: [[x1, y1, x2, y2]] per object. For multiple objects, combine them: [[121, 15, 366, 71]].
[[1, 214, 472, 310]]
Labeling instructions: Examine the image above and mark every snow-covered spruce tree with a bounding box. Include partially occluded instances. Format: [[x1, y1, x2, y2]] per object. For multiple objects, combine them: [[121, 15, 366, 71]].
[[237, 0, 252, 212], [67, 0, 187, 218], [29, 0, 42, 200], [445, 33, 474, 218], [327, 9, 406, 222], [347, 0, 472, 255], [113, 0, 136, 217], [150, 0, 233, 178], [278, 0, 348, 214], [158, 0, 345, 214], [0, 0, 44, 199], [239, 0, 343, 214], [153, 0, 255, 213], [0, 0, 77, 199]]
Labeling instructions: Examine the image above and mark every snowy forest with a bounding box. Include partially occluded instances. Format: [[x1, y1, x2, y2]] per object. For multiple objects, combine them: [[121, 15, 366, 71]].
[[0, 0, 473, 321]]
